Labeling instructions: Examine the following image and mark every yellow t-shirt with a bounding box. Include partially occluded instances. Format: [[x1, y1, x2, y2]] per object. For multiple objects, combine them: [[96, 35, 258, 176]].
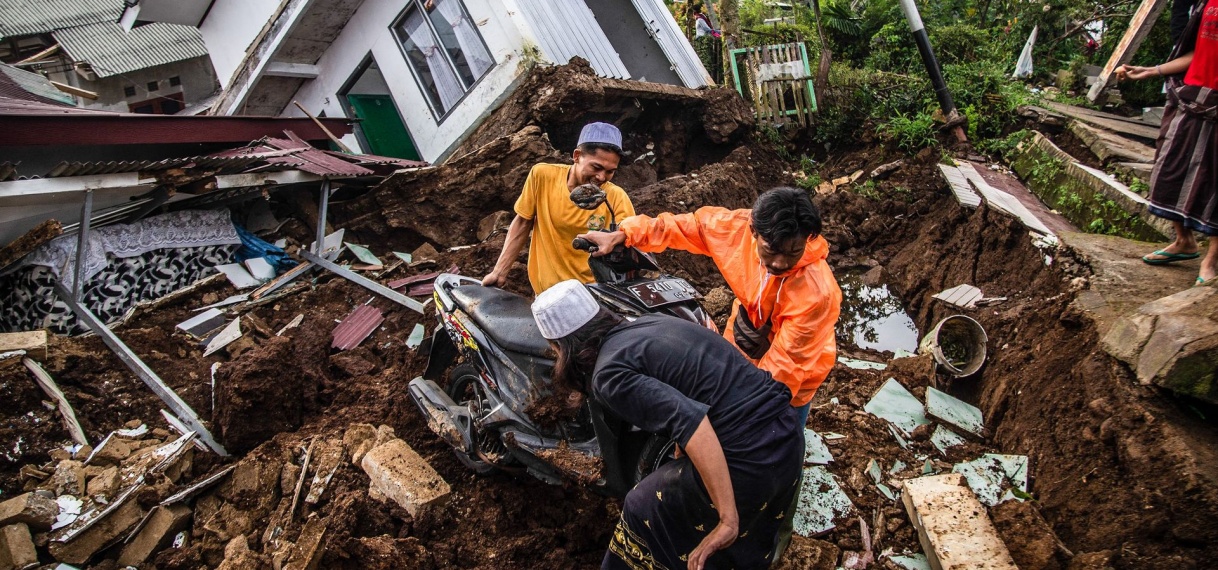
[[515, 163, 635, 294]]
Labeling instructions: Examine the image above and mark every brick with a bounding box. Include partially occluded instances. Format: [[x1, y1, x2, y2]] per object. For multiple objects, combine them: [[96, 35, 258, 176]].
[[901, 474, 1018, 570], [117, 504, 192, 566], [89, 437, 132, 466], [48, 498, 145, 565], [0, 523, 38, 569], [0, 493, 57, 531], [46, 460, 85, 496], [360, 438, 450, 517], [86, 466, 119, 499]]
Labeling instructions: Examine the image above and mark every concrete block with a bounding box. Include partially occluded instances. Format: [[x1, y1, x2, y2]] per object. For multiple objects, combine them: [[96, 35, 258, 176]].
[[89, 437, 132, 466], [901, 473, 1018, 570], [46, 461, 86, 496], [0, 523, 38, 569], [0, 493, 58, 531], [360, 438, 450, 517], [48, 498, 145, 565], [117, 504, 192, 566]]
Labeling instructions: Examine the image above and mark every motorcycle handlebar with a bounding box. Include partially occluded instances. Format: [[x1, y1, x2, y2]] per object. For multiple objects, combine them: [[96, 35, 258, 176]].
[[572, 237, 598, 253]]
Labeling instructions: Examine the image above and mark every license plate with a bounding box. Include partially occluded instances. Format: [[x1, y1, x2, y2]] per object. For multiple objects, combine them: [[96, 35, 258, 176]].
[[627, 279, 700, 308]]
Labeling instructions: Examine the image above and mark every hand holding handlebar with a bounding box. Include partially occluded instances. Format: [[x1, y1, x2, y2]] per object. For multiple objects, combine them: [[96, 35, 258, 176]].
[[575, 230, 627, 257]]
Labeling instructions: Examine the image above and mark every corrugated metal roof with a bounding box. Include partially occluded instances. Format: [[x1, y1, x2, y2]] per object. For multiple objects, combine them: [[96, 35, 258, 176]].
[[515, 0, 630, 80], [331, 305, 384, 350], [53, 21, 208, 77], [0, 0, 122, 39], [42, 155, 271, 178], [0, 64, 76, 105]]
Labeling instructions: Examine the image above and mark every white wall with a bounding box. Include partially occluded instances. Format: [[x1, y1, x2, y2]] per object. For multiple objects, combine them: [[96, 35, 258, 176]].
[[284, 0, 541, 162], [199, 0, 282, 88]]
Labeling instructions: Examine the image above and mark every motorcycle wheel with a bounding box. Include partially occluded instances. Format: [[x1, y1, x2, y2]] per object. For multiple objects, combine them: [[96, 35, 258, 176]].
[[633, 434, 679, 486], [446, 362, 504, 475]]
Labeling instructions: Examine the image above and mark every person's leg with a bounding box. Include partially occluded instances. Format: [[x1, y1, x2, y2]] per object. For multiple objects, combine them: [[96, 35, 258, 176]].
[[1200, 237, 1218, 283], [795, 402, 812, 428], [1144, 221, 1200, 263]]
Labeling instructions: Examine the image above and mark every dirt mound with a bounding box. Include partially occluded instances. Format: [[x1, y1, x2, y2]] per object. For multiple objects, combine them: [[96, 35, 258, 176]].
[[214, 336, 318, 455]]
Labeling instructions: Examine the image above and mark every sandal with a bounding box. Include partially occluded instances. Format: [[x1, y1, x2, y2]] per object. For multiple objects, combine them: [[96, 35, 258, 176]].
[[1143, 249, 1201, 265]]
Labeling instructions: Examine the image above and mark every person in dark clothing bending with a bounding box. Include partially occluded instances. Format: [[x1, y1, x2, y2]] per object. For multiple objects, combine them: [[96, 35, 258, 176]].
[[531, 279, 803, 570]]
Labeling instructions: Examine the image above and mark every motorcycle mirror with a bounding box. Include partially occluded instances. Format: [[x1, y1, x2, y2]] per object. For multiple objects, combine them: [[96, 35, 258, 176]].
[[570, 183, 607, 211]]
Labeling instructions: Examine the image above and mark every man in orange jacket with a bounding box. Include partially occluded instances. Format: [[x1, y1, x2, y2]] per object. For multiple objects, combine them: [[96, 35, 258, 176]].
[[578, 187, 841, 426]]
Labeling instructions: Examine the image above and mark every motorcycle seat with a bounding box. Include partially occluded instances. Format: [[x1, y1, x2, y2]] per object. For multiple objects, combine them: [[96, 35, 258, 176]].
[[449, 284, 552, 357]]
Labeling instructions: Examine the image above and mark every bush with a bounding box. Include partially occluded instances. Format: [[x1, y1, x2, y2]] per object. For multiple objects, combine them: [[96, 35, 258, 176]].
[[880, 112, 939, 152]]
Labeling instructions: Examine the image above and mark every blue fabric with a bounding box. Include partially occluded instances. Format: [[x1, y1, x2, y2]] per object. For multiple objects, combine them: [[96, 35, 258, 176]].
[[232, 224, 298, 273]]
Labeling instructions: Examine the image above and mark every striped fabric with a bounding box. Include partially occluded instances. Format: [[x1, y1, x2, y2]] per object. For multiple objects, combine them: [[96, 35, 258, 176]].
[[1147, 78, 1218, 235]]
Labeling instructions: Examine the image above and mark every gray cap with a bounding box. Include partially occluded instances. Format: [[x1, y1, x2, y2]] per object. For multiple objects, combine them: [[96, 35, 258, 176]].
[[577, 122, 622, 149]]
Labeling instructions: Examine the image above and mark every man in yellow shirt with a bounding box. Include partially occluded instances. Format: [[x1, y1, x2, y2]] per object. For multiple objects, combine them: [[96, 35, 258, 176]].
[[482, 122, 636, 294]]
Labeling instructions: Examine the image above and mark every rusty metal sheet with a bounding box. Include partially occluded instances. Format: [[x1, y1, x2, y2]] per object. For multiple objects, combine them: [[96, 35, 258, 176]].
[[331, 305, 385, 351]]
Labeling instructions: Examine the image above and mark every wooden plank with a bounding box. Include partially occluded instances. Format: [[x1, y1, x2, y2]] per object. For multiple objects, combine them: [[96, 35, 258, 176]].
[[23, 358, 89, 446], [1088, 0, 1171, 102], [1044, 101, 1159, 129], [0, 331, 47, 352], [1045, 102, 1160, 140], [902, 474, 1019, 570]]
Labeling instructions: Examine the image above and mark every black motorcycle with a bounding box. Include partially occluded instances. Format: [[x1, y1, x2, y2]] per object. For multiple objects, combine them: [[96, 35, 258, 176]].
[[407, 186, 714, 496]]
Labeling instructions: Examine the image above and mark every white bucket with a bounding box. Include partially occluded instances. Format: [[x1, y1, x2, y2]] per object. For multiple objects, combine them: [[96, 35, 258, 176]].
[[919, 315, 988, 377]]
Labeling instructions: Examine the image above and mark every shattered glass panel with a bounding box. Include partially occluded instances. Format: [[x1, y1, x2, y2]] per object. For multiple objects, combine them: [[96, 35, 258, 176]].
[[793, 466, 854, 537], [864, 378, 930, 435], [804, 428, 834, 465], [952, 454, 1029, 506], [930, 425, 968, 455], [925, 387, 985, 437]]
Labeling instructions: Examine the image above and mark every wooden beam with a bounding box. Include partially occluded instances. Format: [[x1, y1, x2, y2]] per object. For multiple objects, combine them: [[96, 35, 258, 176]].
[[1088, 0, 1171, 103], [50, 81, 98, 100], [902, 474, 1019, 570], [0, 331, 47, 352]]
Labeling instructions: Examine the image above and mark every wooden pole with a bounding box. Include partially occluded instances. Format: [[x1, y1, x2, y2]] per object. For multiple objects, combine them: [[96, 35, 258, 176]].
[[1087, 0, 1171, 103]]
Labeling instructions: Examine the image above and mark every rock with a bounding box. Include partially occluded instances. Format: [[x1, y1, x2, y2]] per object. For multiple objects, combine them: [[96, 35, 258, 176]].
[[46, 460, 86, 496], [343, 424, 378, 465], [477, 211, 513, 242], [85, 466, 120, 498], [117, 504, 193, 566], [281, 462, 302, 496], [1101, 287, 1218, 402], [0, 492, 58, 530], [48, 497, 145, 565], [0, 523, 38, 569], [900, 473, 1017, 570], [89, 437, 132, 466], [410, 242, 440, 264], [360, 438, 451, 517], [861, 266, 884, 287], [216, 535, 270, 570]]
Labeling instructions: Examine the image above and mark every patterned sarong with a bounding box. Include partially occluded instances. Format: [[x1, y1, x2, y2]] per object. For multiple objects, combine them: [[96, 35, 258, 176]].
[[1148, 78, 1218, 234]]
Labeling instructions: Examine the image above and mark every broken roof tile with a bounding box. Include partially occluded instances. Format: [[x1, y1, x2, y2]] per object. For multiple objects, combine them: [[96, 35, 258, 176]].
[[332, 305, 384, 351], [925, 387, 985, 438], [864, 378, 931, 436]]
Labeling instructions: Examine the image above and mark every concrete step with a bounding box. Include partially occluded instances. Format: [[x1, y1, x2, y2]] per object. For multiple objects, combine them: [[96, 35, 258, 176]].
[[1011, 132, 1169, 242]]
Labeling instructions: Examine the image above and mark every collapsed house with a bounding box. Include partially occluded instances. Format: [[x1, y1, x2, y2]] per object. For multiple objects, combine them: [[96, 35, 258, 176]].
[[0, 0, 218, 114], [120, 0, 711, 162]]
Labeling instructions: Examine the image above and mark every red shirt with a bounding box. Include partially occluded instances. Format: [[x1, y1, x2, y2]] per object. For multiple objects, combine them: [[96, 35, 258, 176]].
[[1185, 0, 1218, 89]]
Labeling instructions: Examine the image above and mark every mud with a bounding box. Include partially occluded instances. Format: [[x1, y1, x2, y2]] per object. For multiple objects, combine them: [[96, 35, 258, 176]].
[[3, 61, 1217, 569]]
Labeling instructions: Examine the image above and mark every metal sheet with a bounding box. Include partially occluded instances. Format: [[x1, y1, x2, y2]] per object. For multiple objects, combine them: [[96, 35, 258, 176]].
[[0, 0, 121, 38], [332, 305, 385, 351], [52, 21, 208, 78], [515, 0, 630, 79], [628, 0, 711, 88]]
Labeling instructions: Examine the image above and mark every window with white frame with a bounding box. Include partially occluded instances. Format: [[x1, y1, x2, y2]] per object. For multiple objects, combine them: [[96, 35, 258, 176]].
[[392, 0, 494, 118]]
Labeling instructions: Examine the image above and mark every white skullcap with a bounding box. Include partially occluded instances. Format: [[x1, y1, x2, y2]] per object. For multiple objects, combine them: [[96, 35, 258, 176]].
[[532, 280, 600, 339]]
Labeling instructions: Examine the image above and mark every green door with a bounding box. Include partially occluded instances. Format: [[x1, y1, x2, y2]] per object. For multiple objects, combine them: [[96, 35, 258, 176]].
[[346, 94, 422, 161]]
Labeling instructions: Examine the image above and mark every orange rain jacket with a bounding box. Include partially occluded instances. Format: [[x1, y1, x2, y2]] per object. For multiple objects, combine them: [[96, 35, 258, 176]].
[[620, 207, 842, 407]]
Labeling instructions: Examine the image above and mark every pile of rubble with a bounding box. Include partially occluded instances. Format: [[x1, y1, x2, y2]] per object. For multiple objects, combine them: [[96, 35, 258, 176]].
[[0, 417, 455, 569]]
